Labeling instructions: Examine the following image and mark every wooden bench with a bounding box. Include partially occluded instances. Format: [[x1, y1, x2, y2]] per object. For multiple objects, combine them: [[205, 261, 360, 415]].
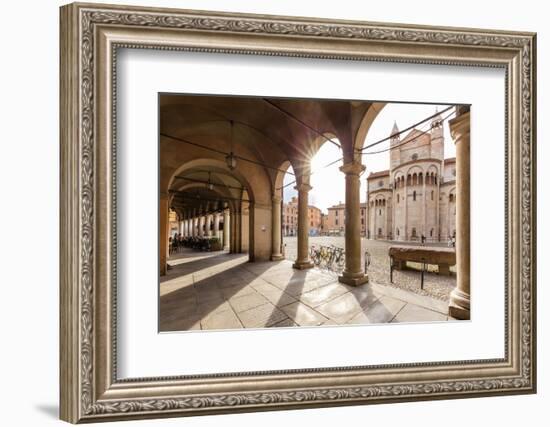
[[388, 245, 456, 288]]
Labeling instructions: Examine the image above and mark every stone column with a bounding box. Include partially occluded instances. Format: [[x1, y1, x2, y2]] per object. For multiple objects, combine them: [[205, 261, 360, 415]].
[[235, 204, 242, 253], [271, 194, 284, 260], [448, 111, 470, 320], [204, 215, 209, 237], [159, 193, 169, 276], [230, 207, 237, 253], [198, 215, 204, 237], [338, 162, 368, 286], [292, 182, 314, 269], [214, 212, 220, 238], [223, 209, 230, 250]]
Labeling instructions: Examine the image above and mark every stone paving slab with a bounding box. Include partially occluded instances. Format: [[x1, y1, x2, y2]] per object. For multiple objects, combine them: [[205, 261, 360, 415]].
[[298, 283, 350, 308], [229, 292, 270, 313], [160, 249, 456, 332], [315, 291, 378, 324], [279, 302, 329, 326], [347, 296, 407, 325], [370, 282, 448, 314], [237, 302, 289, 328], [391, 303, 448, 323], [254, 287, 298, 307], [201, 307, 243, 330], [220, 283, 257, 300]]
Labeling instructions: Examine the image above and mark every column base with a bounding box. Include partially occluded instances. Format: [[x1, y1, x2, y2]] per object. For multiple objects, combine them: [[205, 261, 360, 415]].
[[338, 272, 368, 286], [448, 288, 470, 320], [223, 246, 230, 251], [292, 260, 314, 270], [271, 254, 285, 261]]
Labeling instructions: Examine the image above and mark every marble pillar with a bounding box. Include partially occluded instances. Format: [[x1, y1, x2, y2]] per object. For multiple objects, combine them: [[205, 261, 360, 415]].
[[338, 162, 368, 286], [448, 111, 470, 320], [292, 182, 314, 270], [159, 193, 169, 276], [271, 194, 284, 260], [223, 209, 230, 250]]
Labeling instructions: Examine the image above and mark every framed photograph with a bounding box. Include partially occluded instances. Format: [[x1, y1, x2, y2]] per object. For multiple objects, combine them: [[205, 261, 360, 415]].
[[60, 2, 537, 423]]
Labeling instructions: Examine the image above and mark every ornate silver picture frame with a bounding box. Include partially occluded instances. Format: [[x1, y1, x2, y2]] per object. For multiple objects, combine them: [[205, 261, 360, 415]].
[[60, 2, 536, 423]]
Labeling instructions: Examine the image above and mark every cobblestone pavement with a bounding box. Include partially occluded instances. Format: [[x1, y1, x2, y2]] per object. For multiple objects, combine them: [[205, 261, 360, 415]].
[[160, 249, 455, 332], [283, 236, 456, 301]]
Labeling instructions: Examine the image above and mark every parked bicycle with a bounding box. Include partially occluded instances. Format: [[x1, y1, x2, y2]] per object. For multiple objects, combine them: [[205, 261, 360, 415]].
[[364, 250, 371, 273], [309, 244, 346, 272], [329, 245, 346, 272]]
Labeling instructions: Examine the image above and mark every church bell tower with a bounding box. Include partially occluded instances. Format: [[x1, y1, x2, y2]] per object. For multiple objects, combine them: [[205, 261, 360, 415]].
[[390, 121, 401, 171], [430, 110, 444, 160]]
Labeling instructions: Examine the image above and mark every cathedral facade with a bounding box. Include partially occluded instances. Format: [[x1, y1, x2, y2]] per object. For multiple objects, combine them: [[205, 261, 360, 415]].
[[366, 113, 457, 243]]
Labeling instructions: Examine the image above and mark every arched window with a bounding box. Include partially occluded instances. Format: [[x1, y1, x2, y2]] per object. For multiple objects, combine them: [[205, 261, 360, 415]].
[[419, 173, 423, 185], [430, 228, 434, 237], [397, 194, 400, 203], [396, 228, 400, 236], [379, 209, 381, 216], [412, 173, 417, 185], [413, 190, 417, 201], [407, 175, 411, 186], [450, 194, 454, 202], [431, 190, 434, 201]]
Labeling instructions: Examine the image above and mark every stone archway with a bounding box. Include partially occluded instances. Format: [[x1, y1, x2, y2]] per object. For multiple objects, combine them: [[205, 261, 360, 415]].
[[159, 158, 264, 275]]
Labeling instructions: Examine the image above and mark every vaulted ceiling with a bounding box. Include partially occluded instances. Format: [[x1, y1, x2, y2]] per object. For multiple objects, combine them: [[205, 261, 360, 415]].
[[160, 94, 380, 216]]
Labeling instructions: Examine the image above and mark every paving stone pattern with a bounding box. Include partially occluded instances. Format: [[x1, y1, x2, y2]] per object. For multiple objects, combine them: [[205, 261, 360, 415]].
[[160, 249, 455, 332], [284, 236, 456, 301]]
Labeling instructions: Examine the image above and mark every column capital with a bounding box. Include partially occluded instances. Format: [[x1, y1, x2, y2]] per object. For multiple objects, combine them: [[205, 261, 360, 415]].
[[449, 111, 470, 143], [340, 161, 366, 176], [294, 183, 312, 193], [272, 194, 282, 203]]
